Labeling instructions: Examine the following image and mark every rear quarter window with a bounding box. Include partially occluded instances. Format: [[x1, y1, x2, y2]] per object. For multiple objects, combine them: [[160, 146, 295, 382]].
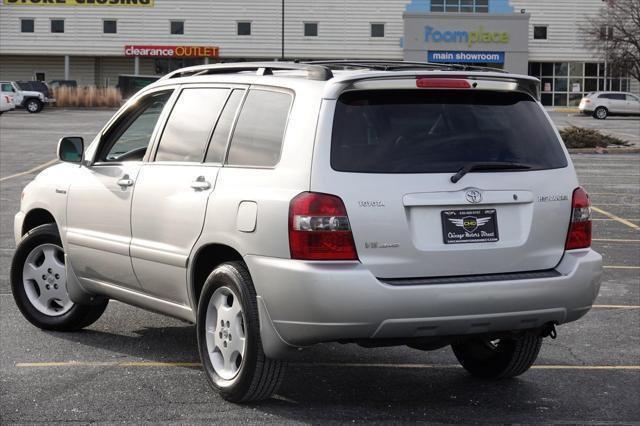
[[226, 89, 292, 167], [331, 90, 568, 174]]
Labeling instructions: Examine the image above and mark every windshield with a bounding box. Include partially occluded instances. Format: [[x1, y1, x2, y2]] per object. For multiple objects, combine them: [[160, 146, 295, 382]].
[[331, 90, 567, 174]]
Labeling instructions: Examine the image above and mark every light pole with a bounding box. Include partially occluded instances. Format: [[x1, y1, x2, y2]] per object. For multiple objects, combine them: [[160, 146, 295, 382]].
[[281, 0, 285, 61]]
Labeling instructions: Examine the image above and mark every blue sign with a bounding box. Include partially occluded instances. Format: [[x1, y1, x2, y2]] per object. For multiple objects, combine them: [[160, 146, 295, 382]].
[[428, 51, 505, 64]]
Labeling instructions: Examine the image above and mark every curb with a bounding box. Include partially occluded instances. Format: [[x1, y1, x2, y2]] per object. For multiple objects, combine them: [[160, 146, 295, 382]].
[[546, 107, 580, 114], [568, 148, 640, 154]]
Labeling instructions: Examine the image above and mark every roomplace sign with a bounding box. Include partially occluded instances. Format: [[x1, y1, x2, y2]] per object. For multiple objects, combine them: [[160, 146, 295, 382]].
[[3, 0, 153, 5], [124, 45, 220, 58]]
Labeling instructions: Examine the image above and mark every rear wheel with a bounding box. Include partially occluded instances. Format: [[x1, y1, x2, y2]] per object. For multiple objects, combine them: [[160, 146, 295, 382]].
[[593, 106, 608, 119], [451, 333, 542, 379], [197, 261, 286, 402], [10, 224, 108, 331], [25, 98, 43, 113]]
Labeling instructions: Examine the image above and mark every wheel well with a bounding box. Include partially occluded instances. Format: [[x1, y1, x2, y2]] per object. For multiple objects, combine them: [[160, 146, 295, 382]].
[[191, 244, 243, 306], [22, 208, 56, 235]]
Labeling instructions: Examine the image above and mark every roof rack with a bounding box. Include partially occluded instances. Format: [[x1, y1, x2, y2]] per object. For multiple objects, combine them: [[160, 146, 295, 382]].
[[305, 60, 508, 74], [160, 62, 334, 81]]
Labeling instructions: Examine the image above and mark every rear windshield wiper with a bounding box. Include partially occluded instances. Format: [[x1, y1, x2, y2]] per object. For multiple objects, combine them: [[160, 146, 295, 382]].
[[450, 162, 532, 183]]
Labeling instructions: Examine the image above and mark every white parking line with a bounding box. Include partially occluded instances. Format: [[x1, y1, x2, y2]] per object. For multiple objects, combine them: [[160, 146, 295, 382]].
[[592, 206, 640, 230], [0, 159, 57, 182]]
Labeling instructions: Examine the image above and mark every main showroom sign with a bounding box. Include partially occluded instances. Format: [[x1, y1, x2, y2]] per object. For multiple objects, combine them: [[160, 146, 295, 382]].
[[124, 45, 219, 58], [3, 0, 153, 6]]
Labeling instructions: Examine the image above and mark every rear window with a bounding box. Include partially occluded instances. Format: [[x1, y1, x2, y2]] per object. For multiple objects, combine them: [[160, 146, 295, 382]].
[[331, 90, 567, 174]]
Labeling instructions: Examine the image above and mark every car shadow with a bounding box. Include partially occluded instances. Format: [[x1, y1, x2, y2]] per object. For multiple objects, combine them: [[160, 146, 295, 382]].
[[47, 323, 201, 368]]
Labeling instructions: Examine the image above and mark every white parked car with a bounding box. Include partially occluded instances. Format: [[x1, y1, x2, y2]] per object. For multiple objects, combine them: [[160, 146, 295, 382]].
[[11, 61, 602, 402], [579, 91, 640, 119], [0, 90, 15, 115]]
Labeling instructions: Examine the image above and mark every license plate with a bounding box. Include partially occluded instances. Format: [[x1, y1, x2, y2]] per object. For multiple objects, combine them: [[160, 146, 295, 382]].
[[441, 209, 499, 244]]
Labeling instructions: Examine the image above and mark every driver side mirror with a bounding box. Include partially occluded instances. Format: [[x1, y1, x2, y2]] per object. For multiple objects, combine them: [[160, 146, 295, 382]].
[[57, 136, 84, 163]]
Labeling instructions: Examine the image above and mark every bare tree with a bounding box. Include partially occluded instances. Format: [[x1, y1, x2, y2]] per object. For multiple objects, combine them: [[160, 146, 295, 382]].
[[583, 0, 640, 82]]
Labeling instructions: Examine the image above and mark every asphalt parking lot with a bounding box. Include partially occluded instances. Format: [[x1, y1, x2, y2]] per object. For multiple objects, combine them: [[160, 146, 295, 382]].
[[1, 108, 639, 423]]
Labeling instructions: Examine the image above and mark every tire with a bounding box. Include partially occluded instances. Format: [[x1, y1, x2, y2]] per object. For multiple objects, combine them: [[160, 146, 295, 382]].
[[25, 98, 43, 113], [10, 224, 109, 331], [593, 106, 608, 120], [196, 261, 286, 402], [451, 333, 542, 379]]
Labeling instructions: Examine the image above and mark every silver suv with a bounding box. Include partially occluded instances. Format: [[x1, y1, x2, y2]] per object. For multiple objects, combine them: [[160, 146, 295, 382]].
[[11, 61, 602, 402], [579, 91, 640, 119]]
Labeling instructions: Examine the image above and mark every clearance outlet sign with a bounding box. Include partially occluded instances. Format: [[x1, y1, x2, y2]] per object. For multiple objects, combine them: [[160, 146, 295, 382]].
[[3, 0, 153, 5], [124, 45, 220, 59]]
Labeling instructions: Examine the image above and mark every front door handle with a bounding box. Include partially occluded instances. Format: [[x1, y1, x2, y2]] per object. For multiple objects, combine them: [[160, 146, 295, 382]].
[[117, 176, 134, 187], [191, 176, 211, 191]]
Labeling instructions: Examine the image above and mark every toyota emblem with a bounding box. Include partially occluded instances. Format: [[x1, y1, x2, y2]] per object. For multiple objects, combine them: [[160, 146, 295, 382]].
[[465, 189, 482, 204]]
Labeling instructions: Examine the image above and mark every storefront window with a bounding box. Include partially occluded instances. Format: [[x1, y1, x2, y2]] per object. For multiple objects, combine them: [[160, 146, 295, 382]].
[[554, 93, 567, 107], [529, 62, 541, 77], [431, 0, 489, 13], [570, 63, 583, 77], [554, 62, 568, 76], [541, 62, 554, 77], [585, 63, 598, 77], [554, 78, 568, 92], [529, 61, 633, 106], [585, 78, 598, 92]]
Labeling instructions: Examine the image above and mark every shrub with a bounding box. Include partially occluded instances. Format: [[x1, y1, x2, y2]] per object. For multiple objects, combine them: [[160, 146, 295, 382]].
[[559, 126, 630, 148], [53, 86, 122, 108]]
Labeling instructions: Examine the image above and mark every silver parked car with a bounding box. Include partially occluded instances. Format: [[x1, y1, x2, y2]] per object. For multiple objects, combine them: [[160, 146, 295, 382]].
[[11, 61, 602, 402], [579, 91, 640, 119]]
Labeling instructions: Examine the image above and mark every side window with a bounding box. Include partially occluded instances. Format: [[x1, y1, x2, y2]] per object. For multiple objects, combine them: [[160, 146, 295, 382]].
[[226, 90, 292, 167], [155, 88, 230, 162], [1, 83, 14, 92], [99, 91, 172, 162], [205, 89, 244, 163]]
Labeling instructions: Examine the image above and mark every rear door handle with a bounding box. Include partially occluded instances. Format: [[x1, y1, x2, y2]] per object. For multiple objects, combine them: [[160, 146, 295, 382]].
[[117, 177, 134, 187], [191, 176, 211, 191]]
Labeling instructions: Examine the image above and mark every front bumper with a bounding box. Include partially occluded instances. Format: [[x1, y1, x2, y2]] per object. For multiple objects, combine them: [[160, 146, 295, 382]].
[[246, 249, 602, 349]]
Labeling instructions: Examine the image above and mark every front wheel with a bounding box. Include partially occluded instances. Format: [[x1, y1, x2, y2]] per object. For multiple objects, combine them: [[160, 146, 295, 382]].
[[196, 261, 286, 402], [10, 224, 108, 331], [451, 333, 542, 379], [25, 98, 43, 113]]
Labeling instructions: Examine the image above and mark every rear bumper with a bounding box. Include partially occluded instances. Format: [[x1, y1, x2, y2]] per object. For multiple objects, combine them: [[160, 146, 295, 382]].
[[247, 249, 602, 352]]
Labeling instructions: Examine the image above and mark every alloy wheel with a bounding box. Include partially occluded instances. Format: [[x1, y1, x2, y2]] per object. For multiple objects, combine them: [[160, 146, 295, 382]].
[[22, 243, 73, 316], [204, 286, 247, 380]]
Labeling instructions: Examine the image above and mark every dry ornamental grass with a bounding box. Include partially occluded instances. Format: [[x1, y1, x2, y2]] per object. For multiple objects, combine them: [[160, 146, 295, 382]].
[[53, 86, 122, 108]]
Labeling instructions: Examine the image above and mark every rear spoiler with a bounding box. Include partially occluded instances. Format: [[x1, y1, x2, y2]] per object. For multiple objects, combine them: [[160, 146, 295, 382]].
[[323, 71, 540, 101]]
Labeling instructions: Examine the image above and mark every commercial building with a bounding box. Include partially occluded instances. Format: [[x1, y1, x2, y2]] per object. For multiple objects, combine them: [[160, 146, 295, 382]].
[[1, 0, 637, 105]]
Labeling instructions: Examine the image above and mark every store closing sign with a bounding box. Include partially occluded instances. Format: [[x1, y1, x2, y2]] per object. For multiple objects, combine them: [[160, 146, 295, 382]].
[[3, 0, 153, 6], [124, 45, 220, 58]]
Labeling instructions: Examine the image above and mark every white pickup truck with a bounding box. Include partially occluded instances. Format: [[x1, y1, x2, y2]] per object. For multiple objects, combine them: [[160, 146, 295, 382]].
[[0, 81, 51, 113]]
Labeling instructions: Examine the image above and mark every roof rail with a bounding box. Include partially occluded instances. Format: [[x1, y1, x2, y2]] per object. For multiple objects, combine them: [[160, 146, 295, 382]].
[[160, 62, 334, 81], [305, 60, 508, 74]]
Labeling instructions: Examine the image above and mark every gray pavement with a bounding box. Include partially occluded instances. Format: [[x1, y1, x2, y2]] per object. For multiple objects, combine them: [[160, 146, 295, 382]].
[[0, 108, 639, 423]]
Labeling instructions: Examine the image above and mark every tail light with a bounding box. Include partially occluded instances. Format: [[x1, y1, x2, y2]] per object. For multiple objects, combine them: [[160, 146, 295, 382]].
[[565, 187, 592, 250], [416, 77, 471, 89], [289, 192, 358, 260]]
